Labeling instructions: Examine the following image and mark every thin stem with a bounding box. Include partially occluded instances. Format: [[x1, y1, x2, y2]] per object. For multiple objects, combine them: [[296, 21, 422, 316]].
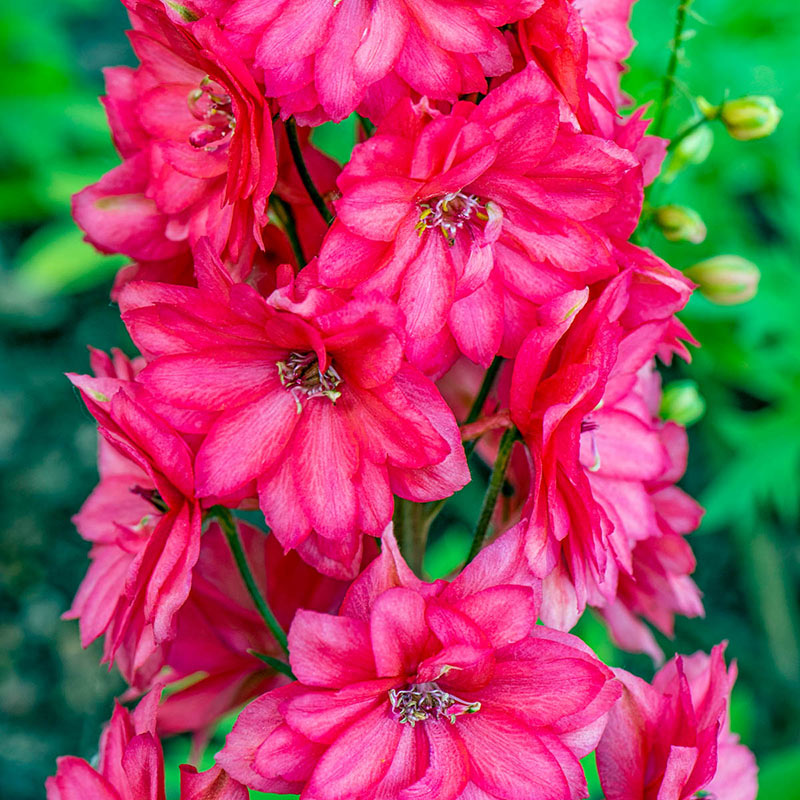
[[666, 116, 708, 151], [463, 356, 504, 459], [269, 195, 306, 267], [466, 427, 518, 564], [394, 497, 430, 577], [652, 0, 693, 138], [209, 506, 290, 655], [415, 357, 506, 542], [285, 117, 334, 226]]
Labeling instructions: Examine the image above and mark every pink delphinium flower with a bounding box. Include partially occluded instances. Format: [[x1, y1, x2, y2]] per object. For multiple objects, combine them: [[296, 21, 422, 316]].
[[218, 529, 620, 800], [74, 0, 276, 265], [120, 245, 469, 578], [507, 262, 698, 629], [219, 0, 542, 124], [318, 63, 639, 376], [46, 689, 246, 800], [157, 518, 358, 738], [596, 644, 758, 800], [67, 349, 201, 685]]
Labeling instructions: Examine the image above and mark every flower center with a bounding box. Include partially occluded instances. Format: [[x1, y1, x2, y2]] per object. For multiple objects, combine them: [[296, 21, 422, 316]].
[[277, 351, 342, 412], [416, 192, 487, 245], [187, 76, 236, 151], [389, 682, 481, 727]]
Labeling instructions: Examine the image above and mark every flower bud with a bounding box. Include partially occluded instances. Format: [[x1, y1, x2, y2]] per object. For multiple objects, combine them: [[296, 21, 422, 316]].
[[684, 255, 760, 305], [653, 205, 707, 244], [719, 96, 782, 141], [660, 380, 706, 427]]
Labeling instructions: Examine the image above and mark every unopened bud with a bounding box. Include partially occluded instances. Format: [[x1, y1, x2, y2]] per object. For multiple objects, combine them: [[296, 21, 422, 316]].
[[684, 255, 760, 305], [705, 95, 783, 141], [661, 380, 706, 427], [653, 205, 707, 244]]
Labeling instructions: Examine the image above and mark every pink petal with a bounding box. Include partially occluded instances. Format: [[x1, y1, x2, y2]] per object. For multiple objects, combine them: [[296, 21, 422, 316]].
[[195, 387, 300, 497], [305, 704, 402, 800], [370, 587, 430, 677], [288, 610, 375, 688]]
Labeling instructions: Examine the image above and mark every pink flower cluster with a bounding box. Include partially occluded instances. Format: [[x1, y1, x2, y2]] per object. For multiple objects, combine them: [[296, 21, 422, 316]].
[[51, 0, 758, 798]]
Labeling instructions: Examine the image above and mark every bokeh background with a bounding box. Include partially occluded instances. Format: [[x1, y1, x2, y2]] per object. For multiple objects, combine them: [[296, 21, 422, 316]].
[[1, 0, 798, 797]]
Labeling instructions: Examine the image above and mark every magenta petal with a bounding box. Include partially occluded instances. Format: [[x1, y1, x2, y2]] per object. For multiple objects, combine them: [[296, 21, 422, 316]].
[[196, 387, 300, 497], [305, 704, 402, 800], [139, 348, 282, 411], [46, 757, 119, 800], [459, 709, 570, 800], [400, 719, 469, 800], [337, 178, 419, 241], [179, 765, 247, 800], [370, 587, 430, 677], [292, 399, 359, 539], [454, 585, 536, 648], [398, 233, 456, 339], [288, 609, 375, 688], [283, 680, 397, 744]]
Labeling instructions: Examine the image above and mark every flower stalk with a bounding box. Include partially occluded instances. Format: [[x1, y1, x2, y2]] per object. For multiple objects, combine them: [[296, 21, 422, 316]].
[[466, 426, 518, 564], [285, 116, 334, 226], [653, 0, 694, 138], [209, 505, 290, 655]]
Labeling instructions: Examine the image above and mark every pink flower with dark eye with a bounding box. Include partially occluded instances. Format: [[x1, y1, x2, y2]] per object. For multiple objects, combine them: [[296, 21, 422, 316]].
[[218, 529, 621, 800], [218, 0, 541, 124], [46, 688, 246, 800], [596, 644, 757, 800], [120, 246, 469, 578], [67, 350, 202, 685], [318, 64, 639, 376], [74, 0, 276, 265]]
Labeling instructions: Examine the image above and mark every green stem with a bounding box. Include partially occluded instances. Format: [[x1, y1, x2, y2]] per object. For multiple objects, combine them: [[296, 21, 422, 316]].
[[285, 117, 334, 226], [666, 116, 709, 151], [210, 506, 290, 655], [466, 427, 518, 564], [393, 497, 430, 577], [463, 356, 504, 459], [652, 0, 693, 138], [269, 195, 306, 267]]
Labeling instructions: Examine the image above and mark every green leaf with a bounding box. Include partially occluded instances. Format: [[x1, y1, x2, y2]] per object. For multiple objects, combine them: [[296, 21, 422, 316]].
[[13, 221, 125, 295]]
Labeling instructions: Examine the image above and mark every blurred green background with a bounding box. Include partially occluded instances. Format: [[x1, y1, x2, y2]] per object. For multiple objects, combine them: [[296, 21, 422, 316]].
[[0, 0, 798, 797]]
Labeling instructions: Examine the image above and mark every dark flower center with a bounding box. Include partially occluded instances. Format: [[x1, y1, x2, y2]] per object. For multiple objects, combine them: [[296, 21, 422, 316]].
[[277, 351, 342, 412], [187, 76, 236, 151], [416, 191, 488, 245], [389, 682, 481, 726]]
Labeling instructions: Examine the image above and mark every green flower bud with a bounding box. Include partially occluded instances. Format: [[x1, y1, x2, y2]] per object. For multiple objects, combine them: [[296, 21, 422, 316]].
[[653, 205, 707, 244], [719, 96, 782, 141], [684, 255, 760, 305], [660, 380, 706, 427]]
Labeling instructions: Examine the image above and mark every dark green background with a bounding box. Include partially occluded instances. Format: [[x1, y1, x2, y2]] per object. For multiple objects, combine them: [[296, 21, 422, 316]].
[[0, 0, 798, 797]]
